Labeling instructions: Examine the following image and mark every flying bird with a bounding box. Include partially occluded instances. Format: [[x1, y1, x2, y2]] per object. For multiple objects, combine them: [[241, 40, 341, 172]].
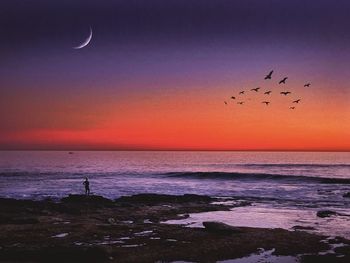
[[264, 70, 273, 80], [224, 101, 228, 105], [280, 91, 291, 96], [304, 83, 311, 87], [231, 96, 236, 100], [293, 99, 301, 103], [264, 91, 272, 95], [251, 87, 260, 92], [239, 91, 245, 95], [290, 106, 295, 110], [237, 101, 244, 105], [279, 77, 288, 84], [262, 101, 270, 106]]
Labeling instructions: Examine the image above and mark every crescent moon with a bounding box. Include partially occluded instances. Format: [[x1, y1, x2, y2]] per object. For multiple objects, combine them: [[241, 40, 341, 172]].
[[73, 27, 92, 49]]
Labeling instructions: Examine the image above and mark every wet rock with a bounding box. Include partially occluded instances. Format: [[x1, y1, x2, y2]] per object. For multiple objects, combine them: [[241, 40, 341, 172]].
[[0, 198, 37, 207], [0, 246, 110, 262], [25, 208, 35, 213], [203, 221, 242, 234], [0, 215, 39, 225], [317, 210, 337, 218], [54, 205, 81, 215], [327, 236, 348, 244], [177, 214, 190, 220], [52, 233, 69, 238], [116, 193, 213, 204], [61, 195, 113, 207], [39, 209, 52, 216], [54, 195, 114, 214], [0, 194, 338, 262], [302, 254, 349, 263], [292, 225, 316, 231], [239, 201, 252, 207], [343, 192, 350, 198], [335, 245, 350, 256], [107, 218, 116, 224]]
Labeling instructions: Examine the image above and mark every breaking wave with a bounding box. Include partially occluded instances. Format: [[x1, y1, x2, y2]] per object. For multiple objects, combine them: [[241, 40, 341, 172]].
[[165, 171, 350, 184]]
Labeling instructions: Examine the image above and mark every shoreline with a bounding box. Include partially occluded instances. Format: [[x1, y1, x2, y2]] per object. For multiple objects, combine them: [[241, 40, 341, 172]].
[[0, 193, 349, 262]]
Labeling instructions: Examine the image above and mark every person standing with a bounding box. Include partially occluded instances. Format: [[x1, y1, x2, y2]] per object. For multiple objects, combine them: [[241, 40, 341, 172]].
[[83, 177, 90, 195]]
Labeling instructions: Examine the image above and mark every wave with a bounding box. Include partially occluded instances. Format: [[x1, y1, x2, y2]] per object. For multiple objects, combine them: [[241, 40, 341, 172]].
[[202, 163, 350, 169], [237, 163, 350, 168], [0, 171, 150, 178], [0, 171, 85, 177], [165, 172, 350, 184], [2, 170, 350, 184]]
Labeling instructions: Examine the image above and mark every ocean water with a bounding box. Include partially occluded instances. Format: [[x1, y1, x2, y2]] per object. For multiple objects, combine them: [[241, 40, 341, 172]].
[[0, 151, 349, 238]]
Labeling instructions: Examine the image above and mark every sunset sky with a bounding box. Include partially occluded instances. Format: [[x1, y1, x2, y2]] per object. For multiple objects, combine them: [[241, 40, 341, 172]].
[[1, 0, 350, 151]]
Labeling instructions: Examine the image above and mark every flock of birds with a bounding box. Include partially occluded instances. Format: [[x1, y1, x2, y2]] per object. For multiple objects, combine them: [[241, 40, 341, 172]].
[[224, 70, 311, 110]]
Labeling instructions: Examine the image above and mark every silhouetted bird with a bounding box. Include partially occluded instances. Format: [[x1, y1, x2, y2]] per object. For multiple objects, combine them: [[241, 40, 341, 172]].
[[231, 96, 236, 100], [280, 91, 291, 96], [264, 70, 273, 80], [279, 77, 288, 84], [237, 102, 244, 105], [262, 101, 270, 106], [293, 99, 301, 103], [239, 91, 245, 95], [224, 101, 228, 105], [264, 91, 272, 95], [304, 83, 311, 87], [290, 106, 295, 110], [251, 87, 260, 92]]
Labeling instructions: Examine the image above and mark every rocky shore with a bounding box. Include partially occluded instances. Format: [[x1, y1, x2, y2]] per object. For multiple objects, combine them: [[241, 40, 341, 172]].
[[0, 194, 349, 262]]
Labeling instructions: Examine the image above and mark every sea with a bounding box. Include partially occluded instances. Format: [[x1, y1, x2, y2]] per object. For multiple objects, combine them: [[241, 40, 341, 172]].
[[0, 151, 349, 238]]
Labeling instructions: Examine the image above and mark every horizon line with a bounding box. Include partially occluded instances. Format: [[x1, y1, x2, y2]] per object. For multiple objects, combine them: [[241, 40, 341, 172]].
[[0, 148, 349, 153]]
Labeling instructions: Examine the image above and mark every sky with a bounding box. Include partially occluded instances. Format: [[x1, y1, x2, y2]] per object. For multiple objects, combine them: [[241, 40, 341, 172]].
[[0, 0, 350, 151]]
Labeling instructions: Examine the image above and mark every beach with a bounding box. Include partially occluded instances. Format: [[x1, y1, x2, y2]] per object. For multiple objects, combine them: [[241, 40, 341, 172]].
[[1, 193, 349, 262], [0, 151, 350, 262]]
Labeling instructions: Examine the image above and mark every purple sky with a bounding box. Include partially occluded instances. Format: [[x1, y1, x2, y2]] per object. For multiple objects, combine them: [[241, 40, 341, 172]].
[[1, 0, 350, 150]]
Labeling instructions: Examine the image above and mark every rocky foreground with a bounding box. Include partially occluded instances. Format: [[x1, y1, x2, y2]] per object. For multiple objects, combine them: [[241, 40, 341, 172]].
[[0, 194, 349, 263]]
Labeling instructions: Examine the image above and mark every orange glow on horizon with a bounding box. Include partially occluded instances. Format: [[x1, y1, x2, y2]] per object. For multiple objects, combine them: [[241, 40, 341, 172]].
[[1, 80, 349, 151]]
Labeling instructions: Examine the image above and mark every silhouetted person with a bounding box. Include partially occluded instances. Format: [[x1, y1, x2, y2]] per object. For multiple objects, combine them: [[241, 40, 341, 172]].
[[264, 70, 273, 80], [83, 177, 90, 195], [279, 77, 288, 84]]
